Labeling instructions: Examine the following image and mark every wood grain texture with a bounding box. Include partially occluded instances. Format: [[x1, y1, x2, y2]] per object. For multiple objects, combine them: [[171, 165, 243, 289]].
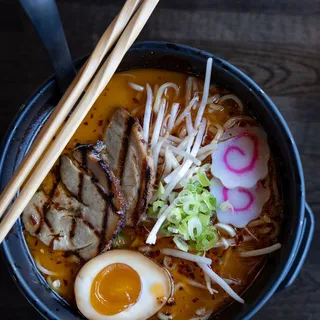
[[0, 0, 319, 319]]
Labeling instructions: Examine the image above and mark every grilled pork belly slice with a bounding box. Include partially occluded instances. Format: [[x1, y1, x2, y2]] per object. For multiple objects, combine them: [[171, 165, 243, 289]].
[[121, 120, 154, 226], [102, 107, 155, 227], [73, 145, 126, 241], [22, 155, 125, 260], [102, 107, 131, 178], [23, 183, 100, 259]]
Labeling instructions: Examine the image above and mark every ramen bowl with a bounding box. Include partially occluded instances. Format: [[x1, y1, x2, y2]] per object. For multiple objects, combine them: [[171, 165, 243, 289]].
[[0, 42, 314, 320]]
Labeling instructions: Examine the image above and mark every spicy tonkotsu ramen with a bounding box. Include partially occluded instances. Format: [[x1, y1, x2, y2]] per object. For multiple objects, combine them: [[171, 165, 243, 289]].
[[23, 58, 283, 320]]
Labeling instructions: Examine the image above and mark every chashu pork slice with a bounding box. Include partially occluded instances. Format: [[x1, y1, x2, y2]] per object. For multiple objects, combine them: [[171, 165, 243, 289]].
[[102, 107, 132, 178], [73, 144, 126, 238], [23, 155, 125, 260], [102, 107, 155, 227], [60, 155, 125, 245], [23, 183, 101, 260]]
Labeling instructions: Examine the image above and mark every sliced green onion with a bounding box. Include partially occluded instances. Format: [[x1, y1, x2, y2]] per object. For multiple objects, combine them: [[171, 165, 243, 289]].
[[201, 163, 211, 171], [148, 167, 218, 252], [148, 206, 157, 216], [202, 192, 216, 211], [173, 236, 189, 252], [201, 189, 211, 197], [176, 196, 194, 206], [153, 200, 165, 211], [168, 226, 179, 233], [188, 217, 203, 240], [199, 202, 210, 213], [178, 222, 190, 240], [157, 182, 165, 197], [167, 207, 182, 224], [198, 171, 211, 187], [183, 202, 199, 215], [199, 213, 210, 226], [196, 227, 219, 251], [160, 221, 171, 236]]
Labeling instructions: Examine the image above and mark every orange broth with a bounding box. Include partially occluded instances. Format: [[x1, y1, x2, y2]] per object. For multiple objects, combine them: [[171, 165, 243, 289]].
[[25, 69, 276, 319]]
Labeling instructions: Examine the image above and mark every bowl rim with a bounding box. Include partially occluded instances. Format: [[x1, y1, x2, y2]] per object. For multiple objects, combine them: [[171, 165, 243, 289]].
[[0, 41, 305, 320]]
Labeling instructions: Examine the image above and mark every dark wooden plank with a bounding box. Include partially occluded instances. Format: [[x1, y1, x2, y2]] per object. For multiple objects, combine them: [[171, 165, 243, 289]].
[[54, 0, 320, 15], [53, 2, 320, 51], [152, 40, 320, 97], [139, 10, 320, 45], [301, 154, 320, 205]]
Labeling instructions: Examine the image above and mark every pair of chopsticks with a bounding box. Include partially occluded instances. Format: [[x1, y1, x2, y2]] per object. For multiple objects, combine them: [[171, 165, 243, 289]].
[[0, 0, 159, 243]]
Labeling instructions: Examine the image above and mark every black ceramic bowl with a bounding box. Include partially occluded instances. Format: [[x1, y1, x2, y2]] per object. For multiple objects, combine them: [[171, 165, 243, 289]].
[[0, 42, 314, 320]]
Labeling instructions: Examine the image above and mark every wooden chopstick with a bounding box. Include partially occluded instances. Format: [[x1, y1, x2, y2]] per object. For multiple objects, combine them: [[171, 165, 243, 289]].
[[0, 0, 159, 243], [0, 0, 142, 220]]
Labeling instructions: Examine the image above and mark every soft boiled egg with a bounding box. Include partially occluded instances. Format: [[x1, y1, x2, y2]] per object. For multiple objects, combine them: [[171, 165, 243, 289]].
[[74, 249, 173, 320]]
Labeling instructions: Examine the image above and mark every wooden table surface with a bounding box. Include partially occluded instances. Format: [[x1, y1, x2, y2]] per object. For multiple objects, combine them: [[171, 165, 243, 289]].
[[0, 0, 319, 319]]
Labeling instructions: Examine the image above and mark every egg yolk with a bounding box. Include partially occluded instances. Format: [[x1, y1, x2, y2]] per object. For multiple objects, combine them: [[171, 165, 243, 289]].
[[90, 263, 141, 315]]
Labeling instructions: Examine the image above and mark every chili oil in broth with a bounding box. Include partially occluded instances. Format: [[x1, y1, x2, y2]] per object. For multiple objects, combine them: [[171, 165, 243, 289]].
[[25, 69, 282, 319]]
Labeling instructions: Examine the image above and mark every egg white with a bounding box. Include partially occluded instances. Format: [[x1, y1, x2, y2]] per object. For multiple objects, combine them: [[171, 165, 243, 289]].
[[75, 249, 172, 320]]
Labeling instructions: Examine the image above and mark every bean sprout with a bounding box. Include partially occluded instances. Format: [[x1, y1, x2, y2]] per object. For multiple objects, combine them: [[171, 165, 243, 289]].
[[175, 96, 199, 127], [178, 127, 187, 139], [197, 149, 215, 161], [215, 223, 236, 237], [160, 248, 212, 264], [223, 116, 255, 129], [161, 114, 171, 136], [214, 235, 253, 248], [166, 144, 201, 166], [207, 94, 220, 104], [168, 103, 180, 133], [192, 78, 199, 108], [161, 120, 206, 200], [127, 81, 144, 92], [151, 99, 166, 149], [198, 264, 244, 303], [216, 237, 228, 249], [220, 94, 244, 112], [154, 83, 179, 113], [197, 141, 218, 156], [186, 113, 196, 135], [143, 83, 153, 142], [185, 278, 208, 290], [244, 227, 260, 242], [146, 203, 176, 244], [35, 258, 58, 276], [185, 77, 193, 106], [208, 103, 224, 112], [195, 58, 213, 128], [240, 243, 281, 257], [168, 135, 182, 144], [204, 273, 218, 295]]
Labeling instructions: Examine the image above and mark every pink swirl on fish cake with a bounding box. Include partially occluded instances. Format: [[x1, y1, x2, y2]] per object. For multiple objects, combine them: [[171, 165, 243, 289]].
[[211, 126, 270, 189], [210, 178, 270, 228]]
